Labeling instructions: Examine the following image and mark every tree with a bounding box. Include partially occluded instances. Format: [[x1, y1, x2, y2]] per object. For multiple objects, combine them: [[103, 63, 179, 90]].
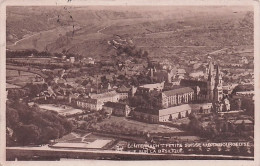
[[6, 107, 19, 129], [188, 113, 203, 134], [178, 112, 182, 119], [199, 107, 203, 113], [169, 114, 173, 121], [15, 124, 40, 145], [6, 100, 74, 146], [185, 110, 189, 117]]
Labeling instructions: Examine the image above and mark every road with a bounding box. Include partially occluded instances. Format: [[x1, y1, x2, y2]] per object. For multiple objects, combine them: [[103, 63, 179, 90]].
[[8, 25, 80, 47], [97, 25, 111, 34], [10, 33, 41, 46]]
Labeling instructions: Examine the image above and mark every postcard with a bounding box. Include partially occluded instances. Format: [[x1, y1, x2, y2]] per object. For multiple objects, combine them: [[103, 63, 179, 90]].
[[0, 0, 259, 166]]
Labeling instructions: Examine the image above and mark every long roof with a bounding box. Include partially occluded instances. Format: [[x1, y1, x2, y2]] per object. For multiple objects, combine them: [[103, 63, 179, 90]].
[[134, 104, 192, 116], [77, 97, 100, 104], [189, 103, 212, 110], [180, 79, 207, 88], [103, 102, 127, 109], [139, 82, 164, 90], [90, 90, 118, 99], [162, 87, 194, 96], [159, 104, 191, 117], [116, 85, 130, 92], [134, 107, 158, 115]]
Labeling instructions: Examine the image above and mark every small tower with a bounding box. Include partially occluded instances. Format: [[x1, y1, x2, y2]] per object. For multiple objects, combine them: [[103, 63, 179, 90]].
[[107, 83, 111, 90], [167, 72, 172, 83], [150, 68, 154, 78], [207, 61, 215, 101]]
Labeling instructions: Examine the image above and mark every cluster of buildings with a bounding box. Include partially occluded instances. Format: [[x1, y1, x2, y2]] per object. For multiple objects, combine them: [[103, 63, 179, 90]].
[[71, 89, 131, 117], [68, 61, 232, 123], [131, 61, 230, 123]]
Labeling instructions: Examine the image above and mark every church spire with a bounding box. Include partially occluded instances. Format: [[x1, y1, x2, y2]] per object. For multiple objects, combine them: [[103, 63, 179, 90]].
[[215, 65, 222, 87], [208, 61, 214, 81]]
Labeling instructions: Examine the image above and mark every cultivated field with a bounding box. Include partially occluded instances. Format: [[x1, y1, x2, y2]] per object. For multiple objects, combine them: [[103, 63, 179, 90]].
[[6, 69, 37, 86]]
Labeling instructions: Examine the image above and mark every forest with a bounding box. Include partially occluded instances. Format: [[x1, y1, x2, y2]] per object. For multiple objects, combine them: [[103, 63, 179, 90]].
[[6, 100, 74, 146]]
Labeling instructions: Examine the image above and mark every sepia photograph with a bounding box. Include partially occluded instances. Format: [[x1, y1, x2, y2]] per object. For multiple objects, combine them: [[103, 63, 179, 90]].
[[1, 0, 259, 164]]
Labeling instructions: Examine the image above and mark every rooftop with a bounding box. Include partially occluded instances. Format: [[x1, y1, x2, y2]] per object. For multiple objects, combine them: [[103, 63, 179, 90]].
[[103, 102, 128, 109], [163, 87, 194, 97], [116, 85, 130, 93], [77, 97, 101, 104], [139, 82, 164, 90], [90, 90, 118, 99], [159, 104, 191, 117], [180, 79, 207, 88]]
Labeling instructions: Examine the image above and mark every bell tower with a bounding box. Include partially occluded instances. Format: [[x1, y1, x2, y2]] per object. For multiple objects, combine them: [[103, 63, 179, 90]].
[[214, 65, 223, 102], [207, 61, 215, 101]]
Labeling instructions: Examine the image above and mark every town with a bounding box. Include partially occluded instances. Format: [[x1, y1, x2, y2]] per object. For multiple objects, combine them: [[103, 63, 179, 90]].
[[5, 6, 254, 160], [6, 44, 254, 158]]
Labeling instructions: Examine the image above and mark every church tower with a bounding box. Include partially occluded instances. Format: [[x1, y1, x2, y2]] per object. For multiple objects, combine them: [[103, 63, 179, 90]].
[[207, 61, 215, 101], [213, 65, 223, 102]]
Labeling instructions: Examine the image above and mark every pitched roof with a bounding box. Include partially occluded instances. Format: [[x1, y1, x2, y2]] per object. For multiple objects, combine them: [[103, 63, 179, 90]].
[[159, 104, 191, 117], [90, 90, 118, 99], [177, 69, 186, 74], [180, 79, 207, 88], [134, 107, 159, 115], [103, 102, 127, 109], [233, 119, 253, 125], [139, 82, 164, 90], [77, 97, 101, 104], [162, 87, 194, 97], [117, 85, 130, 93], [189, 103, 212, 110]]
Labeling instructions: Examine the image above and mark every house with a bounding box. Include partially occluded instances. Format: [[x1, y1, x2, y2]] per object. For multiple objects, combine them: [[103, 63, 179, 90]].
[[180, 79, 208, 101], [85, 57, 95, 64], [189, 103, 212, 114], [239, 57, 249, 64], [232, 119, 253, 130], [137, 82, 164, 95], [158, 104, 192, 122], [222, 85, 233, 95], [70, 57, 75, 63], [76, 97, 103, 111], [103, 102, 131, 117], [161, 87, 194, 108], [171, 78, 181, 85], [89, 90, 120, 104], [177, 69, 186, 77], [132, 104, 192, 123], [148, 67, 176, 83], [189, 71, 204, 78], [116, 85, 130, 100], [131, 107, 159, 123]]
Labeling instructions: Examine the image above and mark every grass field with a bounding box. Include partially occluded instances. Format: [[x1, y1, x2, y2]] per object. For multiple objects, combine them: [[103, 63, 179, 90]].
[[6, 70, 37, 86], [38, 104, 83, 116], [54, 132, 114, 149], [94, 116, 183, 134]]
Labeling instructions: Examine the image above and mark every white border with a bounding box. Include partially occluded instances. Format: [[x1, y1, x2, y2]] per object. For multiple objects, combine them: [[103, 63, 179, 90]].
[[0, 0, 259, 166]]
